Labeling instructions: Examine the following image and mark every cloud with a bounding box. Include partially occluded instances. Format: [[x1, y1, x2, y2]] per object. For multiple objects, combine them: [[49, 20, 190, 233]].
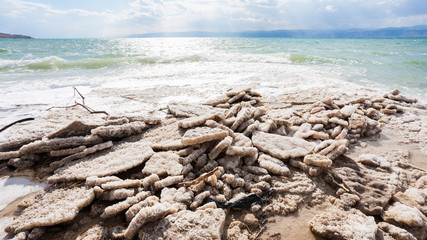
[[0, 0, 426, 37]]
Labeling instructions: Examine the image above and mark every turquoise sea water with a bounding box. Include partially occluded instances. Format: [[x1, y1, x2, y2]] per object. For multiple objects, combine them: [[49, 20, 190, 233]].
[[0, 38, 426, 107]]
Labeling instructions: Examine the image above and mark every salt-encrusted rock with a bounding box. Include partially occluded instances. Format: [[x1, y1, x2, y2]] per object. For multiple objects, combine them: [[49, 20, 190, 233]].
[[48, 142, 154, 183], [358, 154, 391, 168], [205, 120, 235, 137], [309, 207, 377, 240], [27, 227, 46, 240], [178, 113, 220, 129], [382, 202, 425, 227], [85, 176, 121, 186], [377, 222, 417, 240], [50, 141, 113, 168], [332, 156, 400, 215], [258, 154, 290, 176], [124, 202, 177, 240], [340, 105, 357, 118], [75, 224, 108, 240], [252, 131, 315, 160], [160, 187, 193, 206], [167, 103, 214, 117], [218, 155, 241, 171], [142, 174, 160, 189], [230, 106, 252, 131], [142, 152, 183, 177], [101, 179, 142, 190], [244, 166, 268, 175], [101, 191, 151, 218], [125, 196, 160, 223], [151, 139, 190, 151], [329, 117, 348, 127], [191, 191, 211, 210], [46, 120, 98, 139], [304, 154, 332, 168], [50, 145, 86, 157], [5, 187, 95, 234], [138, 208, 226, 240], [208, 136, 233, 160], [154, 175, 184, 190], [0, 150, 20, 161], [100, 188, 135, 201], [20, 135, 103, 154], [91, 121, 147, 139], [181, 127, 228, 145]]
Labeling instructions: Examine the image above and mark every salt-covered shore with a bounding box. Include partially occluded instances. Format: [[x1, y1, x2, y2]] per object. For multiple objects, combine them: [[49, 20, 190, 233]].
[[0, 82, 426, 240]]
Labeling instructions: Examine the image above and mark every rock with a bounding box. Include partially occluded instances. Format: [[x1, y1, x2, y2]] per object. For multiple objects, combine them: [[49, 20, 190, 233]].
[[309, 207, 377, 240], [138, 208, 226, 240]]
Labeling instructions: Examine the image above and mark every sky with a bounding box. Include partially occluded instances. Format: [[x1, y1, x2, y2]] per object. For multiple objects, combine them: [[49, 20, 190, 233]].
[[0, 0, 426, 38]]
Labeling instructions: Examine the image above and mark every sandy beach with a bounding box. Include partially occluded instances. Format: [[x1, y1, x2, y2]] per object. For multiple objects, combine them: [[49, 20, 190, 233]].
[[0, 81, 426, 239]]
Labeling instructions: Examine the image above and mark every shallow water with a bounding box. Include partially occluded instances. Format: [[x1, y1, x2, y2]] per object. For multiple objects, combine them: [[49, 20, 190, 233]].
[[0, 38, 425, 126]]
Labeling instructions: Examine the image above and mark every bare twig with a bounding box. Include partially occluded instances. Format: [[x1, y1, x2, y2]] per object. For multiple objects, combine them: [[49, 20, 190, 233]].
[[0, 117, 35, 133], [47, 87, 108, 115]]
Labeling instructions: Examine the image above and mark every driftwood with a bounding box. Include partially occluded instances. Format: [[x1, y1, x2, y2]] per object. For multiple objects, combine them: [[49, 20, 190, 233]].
[[47, 87, 108, 115], [0, 117, 35, 133]]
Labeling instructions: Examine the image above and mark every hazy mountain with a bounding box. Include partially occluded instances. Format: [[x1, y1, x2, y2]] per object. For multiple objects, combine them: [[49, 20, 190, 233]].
[[129, 25, 427, 38], [0, 33, 32, 39]]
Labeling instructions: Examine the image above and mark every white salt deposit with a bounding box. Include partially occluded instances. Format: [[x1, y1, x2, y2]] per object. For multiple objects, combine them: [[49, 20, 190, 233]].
[[0, 176, 47, 211]]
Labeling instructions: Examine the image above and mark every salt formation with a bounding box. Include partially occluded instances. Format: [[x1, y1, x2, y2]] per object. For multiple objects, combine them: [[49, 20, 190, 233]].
[[309, 207, 378, 240], [181, 127, 229, 145], [5, 187, 95, 234], [252, 131, 315, 160], [142, 152, 183, 176], [138, 208, 226, 240], [48, 142, 154, 183], [1, 87, 425, 240]]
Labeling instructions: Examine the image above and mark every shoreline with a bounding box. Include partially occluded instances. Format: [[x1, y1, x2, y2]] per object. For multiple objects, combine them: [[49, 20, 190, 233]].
[[0, 83, 426, 239]]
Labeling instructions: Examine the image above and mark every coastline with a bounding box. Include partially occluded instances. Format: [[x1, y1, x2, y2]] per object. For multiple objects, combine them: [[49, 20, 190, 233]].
[[0, 80, 426, 239]]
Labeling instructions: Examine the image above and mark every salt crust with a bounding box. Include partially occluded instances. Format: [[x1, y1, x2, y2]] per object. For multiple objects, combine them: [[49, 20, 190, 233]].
[[125, 196, 160, 223], [309, 207, 377, 240], [378, 222, 417, 240], [138, 208, 226, 240], [100, 179, 142, 190], [167, 103, 214, 117], [5, 187, 95, 234], [85, 176, 121, 186], [304, 154, 333, 168], [20, 135, 103, 154], [48, 142, 154, 183], [258, 154, 290, 176], [153, 175, 184, 190], [208, 136, 233, 160], [101, 191, 151, 218], [382, 202, 426, 227], [181, 127, 228, 145], [50, 141, 113, 168], [251, 131, 315, 160], [142, 152, 183, 177], [46, 120, 97, 139], [90, 121, 147, 139], [100, 188, 135, 201], [124, 202, 177, 240]]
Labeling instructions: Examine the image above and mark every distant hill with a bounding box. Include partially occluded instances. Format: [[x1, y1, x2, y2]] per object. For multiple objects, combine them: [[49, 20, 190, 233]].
[[0, 33, 32, 39], [130, 25, 427, 38]]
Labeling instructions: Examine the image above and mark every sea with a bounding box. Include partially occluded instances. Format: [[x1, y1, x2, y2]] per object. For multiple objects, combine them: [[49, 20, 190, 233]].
[[0, 38, 426, 125]]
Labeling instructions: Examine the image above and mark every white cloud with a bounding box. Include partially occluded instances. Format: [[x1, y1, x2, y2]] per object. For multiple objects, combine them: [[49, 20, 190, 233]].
[[325, 5, 337, 12], [0, 0, 426, 37]]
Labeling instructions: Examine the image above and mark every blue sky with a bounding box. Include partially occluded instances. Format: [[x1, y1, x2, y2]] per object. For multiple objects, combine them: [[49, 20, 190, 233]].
[[1, 0, 426, 38]]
